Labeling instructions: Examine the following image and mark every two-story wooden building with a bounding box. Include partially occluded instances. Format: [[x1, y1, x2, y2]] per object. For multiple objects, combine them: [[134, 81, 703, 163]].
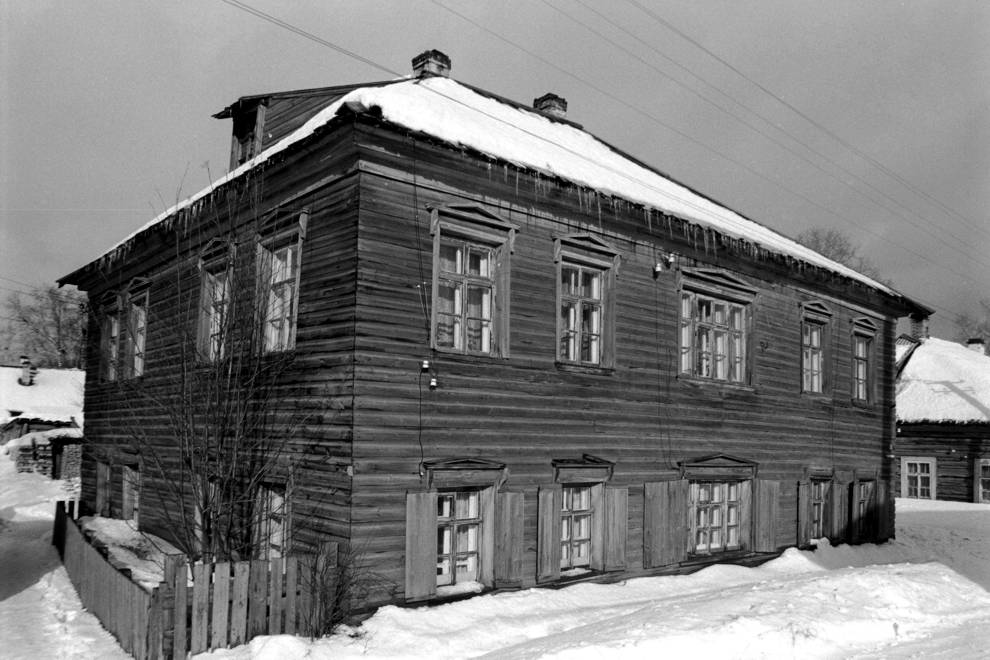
[[59, 50, 931, 607]]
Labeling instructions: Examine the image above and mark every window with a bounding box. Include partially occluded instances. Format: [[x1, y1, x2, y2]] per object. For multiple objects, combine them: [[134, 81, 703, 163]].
[[810, 478, 830, 538], [560, 485, 593, 569], [255, 484, 288, 559], [680, 293, 747, 382], [123, 291, 148, 378], [436, 490, 482, 586], [854, 480, 875, 539], [122, 465, 140, 523], [851, 318, 878, 403], [800, 302, 831, 393], [436, 239, 494, 353], [901, 457, 935, 499], [555, 234, 619, 367], [100, 306, 120, 382], [977, 459, 990, 504], [690, 481, 742, 554], [259, 239, 301, 353], [430, 204, 517, 357], [197, 251, 232, 360]]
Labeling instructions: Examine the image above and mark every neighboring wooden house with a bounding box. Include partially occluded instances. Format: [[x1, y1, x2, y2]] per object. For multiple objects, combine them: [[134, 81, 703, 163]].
[[59, 50, 931, 608], [895, 336, 990, 503], [0, 358, 85, 479]]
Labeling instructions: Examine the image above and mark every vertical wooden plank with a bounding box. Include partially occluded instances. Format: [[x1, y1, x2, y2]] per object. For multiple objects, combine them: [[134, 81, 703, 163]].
[[190, 563, 211, 654], [603, 487, 628, 571], [404, 491, 438, 601], [171, 563, 188, 660], [494, 491, 524, 588], [754, 479, 780, 552], [268, 558, 284, 635], [796, 481, 811, 546], [228, 562, 250, 646], [283, 557, 298, 635], [211, 562, 231, 650], [536, 485, 562, 583], [248, 559, 269, 639]]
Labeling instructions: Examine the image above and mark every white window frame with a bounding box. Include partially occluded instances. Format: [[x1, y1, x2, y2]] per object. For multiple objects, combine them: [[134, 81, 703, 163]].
[[851, 317, 878, 404], [689, 480, 744, 555], [800, 302, 832, 394], [100, 304, 120, 382], [554, 234, 619, 368], [198, 248, 234, 361], [810, 478, 830, 538], [123, 290, 149, 378], [560, 485, 594, 569], [436, 489, 484, 587], [256, 211, 306, 354], [255, 483, 288, 559], [977, 458, 990, 504], [901, 457, 936, 499]]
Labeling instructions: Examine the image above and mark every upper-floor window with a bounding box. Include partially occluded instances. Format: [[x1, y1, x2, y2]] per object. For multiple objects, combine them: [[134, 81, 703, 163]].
[[801, 302, 832, 394], [100, 282, 149, 381], [678, 269, 756, 384], [851, 317, 878, 403], [199, 263, 231, 361], [123, 291, 148, 378], [100, 303, 120, 382], [430, 204, 517, 357], [257, 210, 307, 353], [555, 234, 619, 368]]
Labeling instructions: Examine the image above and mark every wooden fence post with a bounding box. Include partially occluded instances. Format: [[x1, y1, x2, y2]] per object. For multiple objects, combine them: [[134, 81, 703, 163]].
[[171, 558, 189, 660]]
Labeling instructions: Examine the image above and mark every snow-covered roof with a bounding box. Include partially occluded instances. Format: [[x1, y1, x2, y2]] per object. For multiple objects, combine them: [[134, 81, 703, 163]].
[[0, 367, 84, 426], [64, 76, 918, 304], [3, 427, 84, 451], [897, 337, 990, 424]]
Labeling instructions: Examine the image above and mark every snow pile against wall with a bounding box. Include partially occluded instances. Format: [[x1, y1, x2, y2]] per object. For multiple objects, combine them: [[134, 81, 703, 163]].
[[83, 77, 896, 297], [897, 337, 990, 423]]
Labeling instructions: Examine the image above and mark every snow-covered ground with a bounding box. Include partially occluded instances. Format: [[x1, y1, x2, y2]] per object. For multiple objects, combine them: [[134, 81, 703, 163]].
[[2, 452, 988, 659]]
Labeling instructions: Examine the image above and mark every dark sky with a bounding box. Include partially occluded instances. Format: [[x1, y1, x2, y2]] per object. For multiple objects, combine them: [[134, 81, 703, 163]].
[[2, 1, 987, 338]]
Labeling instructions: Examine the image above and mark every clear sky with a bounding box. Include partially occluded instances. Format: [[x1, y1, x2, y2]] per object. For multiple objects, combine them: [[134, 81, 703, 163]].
[[2, 1, 987, 338]]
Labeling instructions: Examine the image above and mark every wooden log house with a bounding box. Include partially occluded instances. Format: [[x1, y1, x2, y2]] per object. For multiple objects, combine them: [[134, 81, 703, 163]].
[[895, 336, 990, 503], [59, 50, 932, 608]]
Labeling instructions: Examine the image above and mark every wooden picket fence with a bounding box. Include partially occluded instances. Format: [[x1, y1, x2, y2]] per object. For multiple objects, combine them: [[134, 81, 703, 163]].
[[53, 501, 336, 659]]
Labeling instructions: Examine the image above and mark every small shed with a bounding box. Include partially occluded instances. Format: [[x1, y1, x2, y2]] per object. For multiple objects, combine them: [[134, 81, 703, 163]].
[[895, 337, 990, 502]]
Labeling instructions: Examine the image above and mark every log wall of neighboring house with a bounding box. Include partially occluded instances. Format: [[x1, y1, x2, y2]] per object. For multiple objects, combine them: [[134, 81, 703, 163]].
[[345, 121, 902, 602], [895, 423, 990, 502]]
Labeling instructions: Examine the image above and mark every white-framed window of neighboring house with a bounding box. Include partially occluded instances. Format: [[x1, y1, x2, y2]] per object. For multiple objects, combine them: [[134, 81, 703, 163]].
[[555, 234, 619, 368], [901, 457, 936, 499], [430, 204, 518, 358], [405, 459, 510, 602], [100, 301, 120, 382], [122, 464, 141, 523], [257, 210, 307, 353], [255, 484, 288, 559], [976, 458, 990, 504], [800, 302, 832, 394], [197, 245, 235, 361], [851, 317, 879, 404], [678, 269, 756, 384]]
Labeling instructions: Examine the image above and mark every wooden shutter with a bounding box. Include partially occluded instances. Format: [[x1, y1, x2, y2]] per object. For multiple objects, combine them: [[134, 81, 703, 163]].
[[738, 479, 752, 551], [494, 491, 524, 588], [643, 480, 688, 568], [479, 487, 496, 586], [830, 480, 849, 542], [603, 487, 628, 571], [405, 491, 437, 602], [537, 486, 561, 583], [590, 483, 605, 571], [753, 479, 779, 553], [796, 480, 811, 546]]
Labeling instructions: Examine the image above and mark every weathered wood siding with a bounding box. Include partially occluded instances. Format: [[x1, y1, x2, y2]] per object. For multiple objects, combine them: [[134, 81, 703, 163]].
[[346, 122, 903, 602], [895, 424, 990, 502]]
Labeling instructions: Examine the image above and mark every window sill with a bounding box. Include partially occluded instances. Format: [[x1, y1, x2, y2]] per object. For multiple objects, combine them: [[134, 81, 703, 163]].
[[555, 362, 614, 376], [850, 398, 875, 411], [801, 392, 832, 402], [431, 348, 509, 363], [676, 375, 755, 393]]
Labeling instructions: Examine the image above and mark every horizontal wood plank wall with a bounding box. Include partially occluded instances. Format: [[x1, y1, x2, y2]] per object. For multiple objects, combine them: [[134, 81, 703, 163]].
[[347, 123, 903, 603], [73, 127, 366, 551], [895, 425, 990, 502]]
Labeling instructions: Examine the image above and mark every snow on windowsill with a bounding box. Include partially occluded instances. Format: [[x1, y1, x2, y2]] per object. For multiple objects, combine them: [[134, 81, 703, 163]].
[[560, 567, 592, 578], [436, 581, 485, 598]]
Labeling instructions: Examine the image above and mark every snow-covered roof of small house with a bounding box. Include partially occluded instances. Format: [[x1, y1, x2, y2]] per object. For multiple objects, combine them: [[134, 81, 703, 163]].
[[0, 367, 84, 427], [897, 337, 990, 424], [3, 427, 84, 452], [57, 68, 928, 316]]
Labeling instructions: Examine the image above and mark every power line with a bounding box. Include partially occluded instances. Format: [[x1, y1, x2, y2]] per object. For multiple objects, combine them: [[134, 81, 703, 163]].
[[624, 0, 989, 242], [217, 0, 968, 317], [553, 0, 990, 264]]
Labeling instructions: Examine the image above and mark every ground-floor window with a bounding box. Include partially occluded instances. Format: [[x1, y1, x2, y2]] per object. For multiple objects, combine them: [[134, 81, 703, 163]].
[[690, 480, 743, 554], [436, 490, 481, 586], [255, 484, 288, 559], [560, 485, 593, 570], [977, 459, 990, 504], [854, 480, 875, 539], [901, 457, 936, 499], [121, 465, 140, 523]]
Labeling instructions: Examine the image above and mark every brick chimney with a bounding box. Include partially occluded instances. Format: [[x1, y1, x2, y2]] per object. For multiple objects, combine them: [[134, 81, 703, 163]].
[[909, 313, 929, 340], [534, 93, 567, 118], [412, 50, 451, 78], [966, 338, 986, 355]]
